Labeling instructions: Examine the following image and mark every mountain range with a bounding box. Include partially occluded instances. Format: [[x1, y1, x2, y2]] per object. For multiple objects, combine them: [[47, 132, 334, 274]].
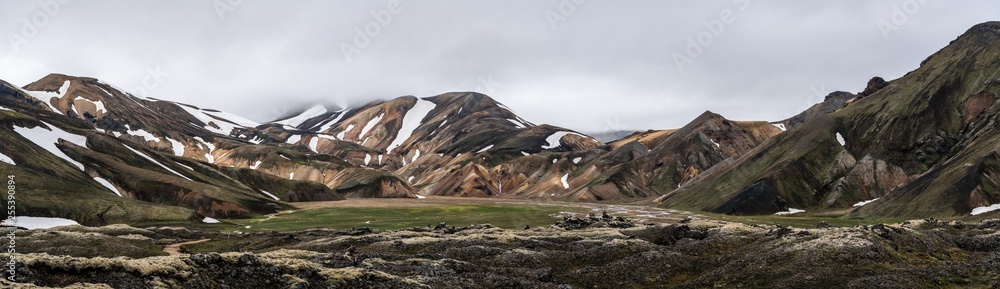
[[2, 21, 999, 226]]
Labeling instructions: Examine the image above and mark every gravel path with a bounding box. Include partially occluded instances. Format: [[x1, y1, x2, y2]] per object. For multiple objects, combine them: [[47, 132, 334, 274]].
[[163, 238, 212, 256]]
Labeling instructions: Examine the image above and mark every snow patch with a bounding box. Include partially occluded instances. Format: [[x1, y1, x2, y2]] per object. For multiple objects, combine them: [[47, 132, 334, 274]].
[[2, 216, 79, 229], [317, 109, 350, 133], [286, 134, 301, 144], [73, 96, 107, 114], [0, 153, 14, 165], [202, 217, 220, 224], [775, 208, 805, 216], [415, 194, 427, 199], [272, 104, 327, 127], [126, 126, 162, 143], [407, 176, 415, 183], [378, 154, 383, 164], [572, 157, 582, 164], [176, 105, 257, 136], [123, 145, 193, 181], [773, 123, 787, 131], [13, 122, 88, 170], [364, 154, 372, 166], [552, 159, 558, 164], [971, 203, 1000, 216], [560, 174, 570, 189], [25, 80, 70, 112], [337, 124, 355, 140], [203, 110, 259, 127], [836, 133, 846, 146], [249, 160, 262, 169], [477, 145, 494, 153], [166, 138, 185, 156], [412, 149, 421, 162], [309, 137, 320, 152], [521, 151, 529, 156], [387, 99, 436, 153], [852, 198, 880, 207], [259, 190, 280, 201], [542, 131, 582, 149], [94, 177, 122, 197], [359, 113, 384, 140], [194, 137, 215, 163]]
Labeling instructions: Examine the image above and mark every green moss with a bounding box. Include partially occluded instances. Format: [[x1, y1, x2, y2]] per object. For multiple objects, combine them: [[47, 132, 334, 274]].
[[221, 205, 585, 231]]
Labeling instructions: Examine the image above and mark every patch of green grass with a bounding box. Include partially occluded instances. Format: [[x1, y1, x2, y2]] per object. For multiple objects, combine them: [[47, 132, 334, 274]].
[[223, 205, 585, 231]]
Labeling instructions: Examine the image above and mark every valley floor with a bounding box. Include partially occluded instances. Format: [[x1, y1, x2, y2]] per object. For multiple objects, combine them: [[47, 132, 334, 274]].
[[224, 196, 700, 231]]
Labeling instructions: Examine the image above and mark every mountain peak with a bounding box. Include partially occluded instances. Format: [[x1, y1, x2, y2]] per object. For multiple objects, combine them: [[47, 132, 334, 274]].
[[964, 21, 1000, 38], [694, 110, 725, 121]]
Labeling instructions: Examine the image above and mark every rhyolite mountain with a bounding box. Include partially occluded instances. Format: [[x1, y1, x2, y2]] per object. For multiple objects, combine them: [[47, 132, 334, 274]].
[[2, 21, 1000, 226], [659, 21, 1000, 219]]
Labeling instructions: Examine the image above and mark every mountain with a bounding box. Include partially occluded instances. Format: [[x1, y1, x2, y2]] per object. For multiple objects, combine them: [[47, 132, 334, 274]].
[[3, 23, 998, 225], [0, 75, 425, 225], [574, 111, 782, 201], [659, 21, 1000, 219], [0, 74, 627, 224], [262, 92, 608, 199]]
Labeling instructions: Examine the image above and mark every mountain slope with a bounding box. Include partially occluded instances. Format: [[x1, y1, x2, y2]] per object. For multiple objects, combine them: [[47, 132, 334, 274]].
[[267, 92, 609, 199], [569, 111, 782, 201], [0, 76, 408, 225], [660, 21, 1000, 218]]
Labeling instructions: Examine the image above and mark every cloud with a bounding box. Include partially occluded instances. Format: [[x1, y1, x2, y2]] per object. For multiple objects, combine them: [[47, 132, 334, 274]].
[[1, 0, 997, 132]]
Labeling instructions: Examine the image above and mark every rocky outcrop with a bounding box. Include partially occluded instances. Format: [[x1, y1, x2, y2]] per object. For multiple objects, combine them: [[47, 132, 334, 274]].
[[425, 162, 498, 198], [3, 218, 999, 288], [559, 133, 602, 151], [332, 168, 417, 198], [962, 91, 997, 124], [775, 91, 856, 130], [858, 76, 889, 97]]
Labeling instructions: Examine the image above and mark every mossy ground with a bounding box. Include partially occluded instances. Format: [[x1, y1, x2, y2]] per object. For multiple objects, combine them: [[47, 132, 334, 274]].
[[702, 211, 903, 228]]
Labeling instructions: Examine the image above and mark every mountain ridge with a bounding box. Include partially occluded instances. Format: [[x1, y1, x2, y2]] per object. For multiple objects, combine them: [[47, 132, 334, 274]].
[[2, 22, 999, 225]]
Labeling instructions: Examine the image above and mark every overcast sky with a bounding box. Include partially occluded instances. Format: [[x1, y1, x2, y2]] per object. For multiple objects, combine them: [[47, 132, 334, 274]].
[[1, 1, 997, 132]]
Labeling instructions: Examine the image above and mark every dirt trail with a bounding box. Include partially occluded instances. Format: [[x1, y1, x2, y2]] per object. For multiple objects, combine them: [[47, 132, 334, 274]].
[[163, 238, 211, 256]]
